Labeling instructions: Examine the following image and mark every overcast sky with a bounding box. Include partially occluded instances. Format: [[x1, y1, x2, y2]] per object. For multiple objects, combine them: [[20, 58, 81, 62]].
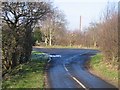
[[53, 0, 119, 31]]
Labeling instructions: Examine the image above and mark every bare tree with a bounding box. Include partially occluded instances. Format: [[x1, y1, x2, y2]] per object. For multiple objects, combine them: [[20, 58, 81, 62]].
[[40, 9, 67, 46]]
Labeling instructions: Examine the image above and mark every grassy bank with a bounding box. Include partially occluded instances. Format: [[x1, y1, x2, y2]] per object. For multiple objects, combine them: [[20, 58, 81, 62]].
[[2, 51, 49, 89], [88, 53, 118, 87]]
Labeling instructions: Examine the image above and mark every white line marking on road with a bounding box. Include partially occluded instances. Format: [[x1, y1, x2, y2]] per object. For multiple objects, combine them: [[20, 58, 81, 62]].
[[63, 64, 88, 90], [48, 59, 51, 63], [80, 51, 90, 56], [48, 57, 52, 63], [72, 76, 86, 89], [64, 64, 68, 72]]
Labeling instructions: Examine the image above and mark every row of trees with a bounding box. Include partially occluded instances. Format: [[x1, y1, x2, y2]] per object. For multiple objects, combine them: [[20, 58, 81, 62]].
[[85, 3, 118, 66], [2, 1, 118, 76], [33, 8, 67, 46], [2, 1, 54, 75], [33, 2, 118, 67], [70, 3, 118, 66]]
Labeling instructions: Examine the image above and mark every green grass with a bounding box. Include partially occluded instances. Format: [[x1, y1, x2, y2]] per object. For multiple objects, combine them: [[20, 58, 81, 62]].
[[32, 51, 43, 54], [90, 54, 102, 67], [90, 53, 118, 86], [2, 51, 49, 89]]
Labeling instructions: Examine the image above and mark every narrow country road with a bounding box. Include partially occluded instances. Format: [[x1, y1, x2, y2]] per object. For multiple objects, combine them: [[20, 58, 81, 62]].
[[33, 48, 118, 90]]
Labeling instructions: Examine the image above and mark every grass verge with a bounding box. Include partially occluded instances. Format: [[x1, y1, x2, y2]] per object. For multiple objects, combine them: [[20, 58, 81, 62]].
[[88, 53, 118, 87], [2, 51, 49, 89]]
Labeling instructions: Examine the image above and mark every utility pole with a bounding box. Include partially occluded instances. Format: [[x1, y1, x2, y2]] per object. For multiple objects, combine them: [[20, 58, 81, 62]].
[[80, 16, 82, 31]]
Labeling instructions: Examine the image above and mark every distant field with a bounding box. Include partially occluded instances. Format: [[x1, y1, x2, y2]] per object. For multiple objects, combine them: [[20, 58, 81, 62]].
[[33, 45, 99, 49]]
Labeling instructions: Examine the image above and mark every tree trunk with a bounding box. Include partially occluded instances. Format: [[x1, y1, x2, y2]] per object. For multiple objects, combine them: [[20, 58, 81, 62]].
[[45, 36, 48, 46], [49, 29, 52, 46], [11, 52, 17, 68]]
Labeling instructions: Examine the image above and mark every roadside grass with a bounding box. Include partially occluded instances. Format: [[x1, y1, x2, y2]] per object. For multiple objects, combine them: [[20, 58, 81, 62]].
[[89, 53, 118, 87], [2, 51, 49, 89]]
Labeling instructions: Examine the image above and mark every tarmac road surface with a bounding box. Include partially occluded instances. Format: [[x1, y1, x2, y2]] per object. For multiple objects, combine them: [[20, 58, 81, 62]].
[[33, 48, 118, 90]]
